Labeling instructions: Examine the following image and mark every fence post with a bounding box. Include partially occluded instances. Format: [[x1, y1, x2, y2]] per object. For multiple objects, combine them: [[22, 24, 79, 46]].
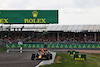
[[20, 47, 22, 53], [7, 50, 9, 53]]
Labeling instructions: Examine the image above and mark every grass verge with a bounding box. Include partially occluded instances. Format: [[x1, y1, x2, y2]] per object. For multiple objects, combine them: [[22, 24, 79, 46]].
[[41, 53, 100, 67], [0, 46, 7, 51]]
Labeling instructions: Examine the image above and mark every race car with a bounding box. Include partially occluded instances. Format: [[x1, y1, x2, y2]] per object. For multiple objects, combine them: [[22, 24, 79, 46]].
[[31, 48, 52, 60]]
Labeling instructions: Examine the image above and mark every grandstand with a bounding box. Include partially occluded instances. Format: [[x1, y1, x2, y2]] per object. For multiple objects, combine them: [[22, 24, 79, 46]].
[[0, 25, 100, 44]]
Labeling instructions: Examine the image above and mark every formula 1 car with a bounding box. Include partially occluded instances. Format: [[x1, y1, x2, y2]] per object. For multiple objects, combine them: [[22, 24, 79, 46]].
[[31, 48, 52, 60]]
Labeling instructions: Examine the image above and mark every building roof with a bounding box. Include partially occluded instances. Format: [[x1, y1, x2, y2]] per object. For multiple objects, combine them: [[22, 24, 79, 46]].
[[0, 24, 100, 32]]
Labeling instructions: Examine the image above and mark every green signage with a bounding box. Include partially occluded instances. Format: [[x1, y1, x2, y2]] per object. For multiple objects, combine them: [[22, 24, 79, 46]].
[[0, 10, 58, 24], [6, 44, 100, 48], [67, 51, 79, 56], [74, 54, 86, 60]]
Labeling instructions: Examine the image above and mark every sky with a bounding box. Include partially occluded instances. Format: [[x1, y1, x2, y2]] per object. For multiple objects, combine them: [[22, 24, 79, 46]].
[[0, 0, 100, 25]]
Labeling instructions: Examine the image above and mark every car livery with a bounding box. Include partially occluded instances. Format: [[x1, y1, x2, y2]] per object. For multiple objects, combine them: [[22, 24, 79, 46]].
[[31, 48, 52, 60]]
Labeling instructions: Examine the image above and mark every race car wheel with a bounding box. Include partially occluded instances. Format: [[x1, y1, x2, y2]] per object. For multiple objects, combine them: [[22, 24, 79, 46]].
[[31, 54, 35, 60], [50, 54, 52, 59], [47, 54, 50, 60], [36, 54, 39, 57]]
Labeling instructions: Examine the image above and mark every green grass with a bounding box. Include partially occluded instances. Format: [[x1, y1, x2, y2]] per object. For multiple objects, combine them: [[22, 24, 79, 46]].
[[41, 53, 100, 67], [0, 46, 7, 51]]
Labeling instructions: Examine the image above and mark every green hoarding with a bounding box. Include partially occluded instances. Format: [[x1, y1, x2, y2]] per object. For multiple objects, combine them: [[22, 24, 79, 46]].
[[67, 51, 79, 56], [74, 54, 86, 60], [6, 44, 100, 48], [0, 10, 58, 24]]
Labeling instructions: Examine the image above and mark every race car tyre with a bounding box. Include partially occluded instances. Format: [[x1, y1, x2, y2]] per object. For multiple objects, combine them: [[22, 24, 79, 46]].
[[50, 54, 52, 59], [31, 54, 35, 60], [36, 54, 39, 57], [47, 54, 50, 60]]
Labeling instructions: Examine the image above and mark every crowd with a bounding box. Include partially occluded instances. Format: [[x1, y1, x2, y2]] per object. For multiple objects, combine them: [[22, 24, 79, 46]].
[[0, 32, 100, 44]]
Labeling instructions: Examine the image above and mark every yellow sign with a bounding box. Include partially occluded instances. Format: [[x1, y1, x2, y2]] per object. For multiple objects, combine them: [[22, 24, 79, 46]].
[[6, 44, 9, 48], [70, 54, 74, 56], [78, 55, 81, 58], [0, 19, 8, 23], [75, 58, 85, 60], [75, 55, 85, 60], [11, 44, 15, 48], [32, 11, 38, 18], [24, 18, 46, 23], [24, 11, 46, 23]]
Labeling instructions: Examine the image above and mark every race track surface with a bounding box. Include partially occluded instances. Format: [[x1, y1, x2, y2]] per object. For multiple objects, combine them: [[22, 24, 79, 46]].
[[0, 52, 41, 67]]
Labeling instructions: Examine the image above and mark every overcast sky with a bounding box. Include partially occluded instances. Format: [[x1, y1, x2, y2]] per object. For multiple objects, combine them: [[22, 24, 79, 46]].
[[0, 0, 100, 25]]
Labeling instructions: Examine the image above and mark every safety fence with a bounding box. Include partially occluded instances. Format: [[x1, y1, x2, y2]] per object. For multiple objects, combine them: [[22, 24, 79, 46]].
[[6, 44, 100, 48]]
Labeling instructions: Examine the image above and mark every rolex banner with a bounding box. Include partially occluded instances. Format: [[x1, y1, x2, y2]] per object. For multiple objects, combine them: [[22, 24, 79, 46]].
[[67, 51, 79, 56], [74, 54, 86, 60], [0, 10, 58, 24]]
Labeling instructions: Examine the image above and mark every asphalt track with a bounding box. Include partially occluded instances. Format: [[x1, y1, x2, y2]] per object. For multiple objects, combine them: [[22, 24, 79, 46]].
[[1, 48, 99, 67], [0, 52, 41, 67]]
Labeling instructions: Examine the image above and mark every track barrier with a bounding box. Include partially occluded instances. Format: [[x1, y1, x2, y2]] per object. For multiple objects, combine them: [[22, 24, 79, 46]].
[[6, 44, 100, 49]]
